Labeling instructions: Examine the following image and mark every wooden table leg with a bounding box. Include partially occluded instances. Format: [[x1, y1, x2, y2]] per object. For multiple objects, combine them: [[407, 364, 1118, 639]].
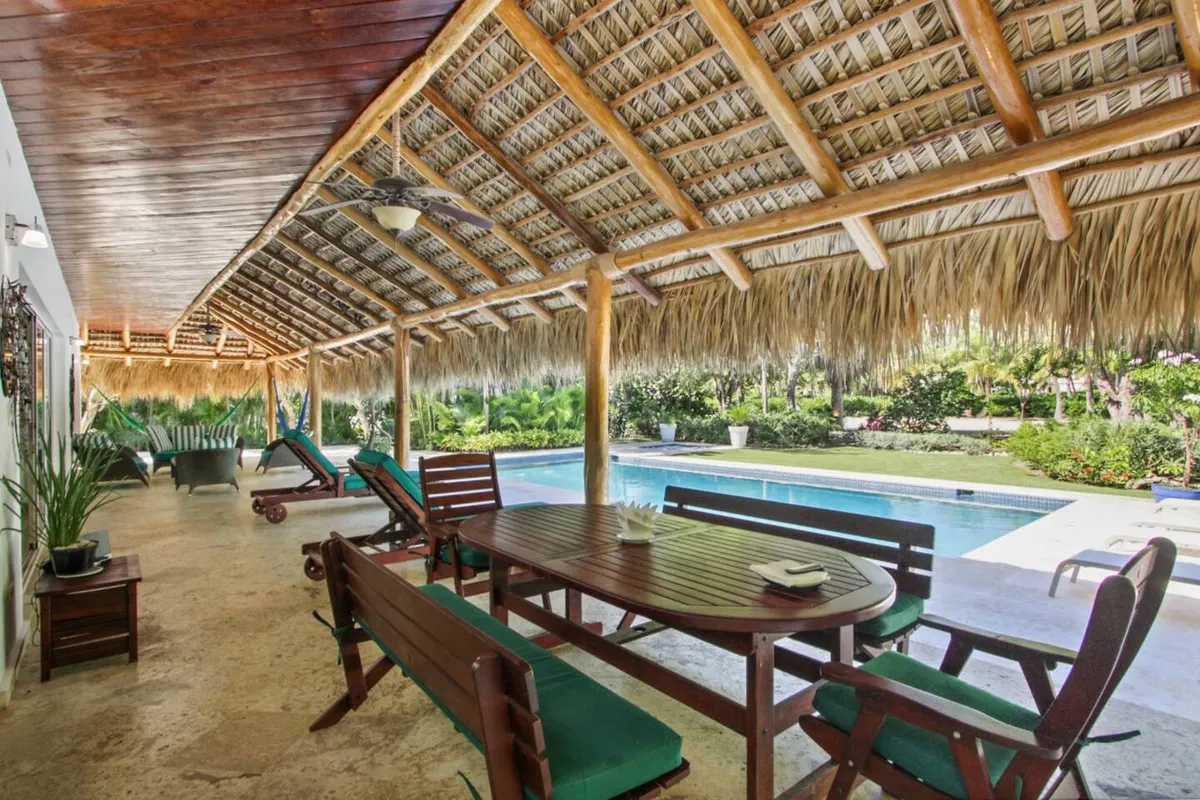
[[39, 595, 52, 682], [127, 582, 139, 663], [830, 625, 854, 665], [489, 557, 511, 624], [565, 588, 583, 625], [746, 633, 775, 800]]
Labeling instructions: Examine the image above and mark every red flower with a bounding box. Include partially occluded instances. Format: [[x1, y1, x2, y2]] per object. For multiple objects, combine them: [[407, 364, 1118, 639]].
[[1084, 466, 1094, 474]]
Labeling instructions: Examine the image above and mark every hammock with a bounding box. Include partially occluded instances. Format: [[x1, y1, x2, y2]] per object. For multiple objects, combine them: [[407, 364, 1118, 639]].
[[271, 379, 309, 435], [90, 385, 146, 433], [214, 387, 253, 427]]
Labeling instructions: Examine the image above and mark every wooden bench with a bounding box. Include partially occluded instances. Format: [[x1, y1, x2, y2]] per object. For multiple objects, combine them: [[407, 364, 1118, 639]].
[[312, 534, 690, 800], [1050, 548, 1200, 596], [661, 485, 935, 659]]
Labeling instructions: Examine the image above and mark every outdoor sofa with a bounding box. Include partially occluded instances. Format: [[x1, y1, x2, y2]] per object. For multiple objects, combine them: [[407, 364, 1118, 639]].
[[145, 423, 243, 474]]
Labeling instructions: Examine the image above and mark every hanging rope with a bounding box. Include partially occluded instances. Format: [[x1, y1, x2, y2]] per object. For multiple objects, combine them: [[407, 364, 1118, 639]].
[[90, 385, 147, 433]]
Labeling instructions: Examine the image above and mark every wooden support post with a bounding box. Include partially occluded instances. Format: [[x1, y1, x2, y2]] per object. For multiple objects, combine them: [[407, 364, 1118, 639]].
[[495, 0, 754, 291], [265, 362, 277, 443], [583, 267, 611, 505], [1173, 0, 1200, 89], [309, 347, 324, 446], [392, 319, 411, 468], [690, 0, 890, 270], [948, 0, 1073, 240]]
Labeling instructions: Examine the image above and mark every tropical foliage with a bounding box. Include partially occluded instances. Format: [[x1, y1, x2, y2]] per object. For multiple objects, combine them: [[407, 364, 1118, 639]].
[[1003, 419, 1183, 488]]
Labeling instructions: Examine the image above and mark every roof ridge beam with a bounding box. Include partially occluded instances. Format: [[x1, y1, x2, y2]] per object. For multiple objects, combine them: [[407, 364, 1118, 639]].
[[423, 84, 662, 304], [947, 0, 1073, 240], [493, 0, 754, 291], [690, 0, 889, 270]]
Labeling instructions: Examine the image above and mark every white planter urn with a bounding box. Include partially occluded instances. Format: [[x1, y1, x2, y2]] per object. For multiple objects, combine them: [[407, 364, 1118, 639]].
[[728, 425, 749, 448], [659, 423, 677, 443]]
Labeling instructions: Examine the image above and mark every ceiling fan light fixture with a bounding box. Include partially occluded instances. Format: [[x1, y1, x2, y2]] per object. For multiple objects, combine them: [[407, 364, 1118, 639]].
[[199, 326, 220, 346], [372, 205, 420, 231]]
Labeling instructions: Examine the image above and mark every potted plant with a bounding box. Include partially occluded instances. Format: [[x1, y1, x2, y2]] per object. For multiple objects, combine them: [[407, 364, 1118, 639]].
[[727, 405, 752, 448], [658, 417, 677, 443], [2, 432, 119, 576], [1129, 351, 1200, 501]]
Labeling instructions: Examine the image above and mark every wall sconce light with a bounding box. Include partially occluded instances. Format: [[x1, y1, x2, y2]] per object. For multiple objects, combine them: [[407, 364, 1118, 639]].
[[4, 214, 49, 249]]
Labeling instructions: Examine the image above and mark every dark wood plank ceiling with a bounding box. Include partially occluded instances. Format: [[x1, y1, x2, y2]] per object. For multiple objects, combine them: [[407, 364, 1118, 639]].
[[2, 0, 463, 331]]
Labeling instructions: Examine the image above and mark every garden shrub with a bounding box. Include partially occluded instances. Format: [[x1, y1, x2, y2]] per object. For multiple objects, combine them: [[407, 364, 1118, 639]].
[[435, 429, 584, 452], [877, 371, 967, 432], [610, 372, 711, 438], [676, 411, 831, 447], [798, 397, 833, 417], [1003, 419, 1182, 487], [853, 430, 994, 455], [843, 395, 890, 416]]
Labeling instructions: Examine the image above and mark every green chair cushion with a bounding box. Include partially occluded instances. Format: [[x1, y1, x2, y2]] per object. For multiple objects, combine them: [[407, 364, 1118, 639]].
[[855, 592, 925, 639], [353, 448, 423, 506], [357, 584, 683, 800], [436, 503, 547, 570], [344, 474, 367, 492], [283, 430, 340, 478], [813, 651, 1041, 799], [153, 450, 178, 464]]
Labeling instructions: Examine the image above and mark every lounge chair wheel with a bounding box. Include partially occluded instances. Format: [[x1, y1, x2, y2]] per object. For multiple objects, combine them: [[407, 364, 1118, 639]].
[[265, 504, 288, 524], [251, 498, 265, 515], [304, 556, 325, 582]]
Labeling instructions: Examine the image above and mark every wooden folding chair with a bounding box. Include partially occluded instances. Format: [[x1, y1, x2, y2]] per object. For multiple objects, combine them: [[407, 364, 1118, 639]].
[[794, 538, 1175, 799]]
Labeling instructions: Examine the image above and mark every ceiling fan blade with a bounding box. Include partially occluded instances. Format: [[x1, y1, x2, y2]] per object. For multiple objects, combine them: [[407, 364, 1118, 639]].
[[425, 200, 495, 231], [298, 198, 364, 217], [409, 187, 464, 200]]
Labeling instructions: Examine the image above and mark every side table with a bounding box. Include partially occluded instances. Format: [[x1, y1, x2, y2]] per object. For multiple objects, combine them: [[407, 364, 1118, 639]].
[[34, 554, 142, 682]]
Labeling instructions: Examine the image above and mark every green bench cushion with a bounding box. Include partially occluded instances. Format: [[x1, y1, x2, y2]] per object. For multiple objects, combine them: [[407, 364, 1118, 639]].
[[813, 651, 1041, 799], [353, 448, 423, 506], [357, 583, 683, 800], [855, 592, 924, 639]]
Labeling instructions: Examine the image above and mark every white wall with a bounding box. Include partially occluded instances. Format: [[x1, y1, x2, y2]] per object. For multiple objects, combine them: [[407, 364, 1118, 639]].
[[0, 81, 80, 702]]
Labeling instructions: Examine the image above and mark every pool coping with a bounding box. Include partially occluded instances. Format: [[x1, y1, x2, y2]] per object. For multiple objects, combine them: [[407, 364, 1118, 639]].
[[610, 453, 1083, 513]]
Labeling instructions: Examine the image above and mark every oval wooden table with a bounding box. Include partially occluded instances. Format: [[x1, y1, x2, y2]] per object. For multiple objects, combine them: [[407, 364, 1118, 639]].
[[458, 503, 896, 800]]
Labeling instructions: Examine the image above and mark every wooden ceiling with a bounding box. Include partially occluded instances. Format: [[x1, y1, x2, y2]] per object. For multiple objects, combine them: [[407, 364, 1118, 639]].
[[2, 0, 465, 331]]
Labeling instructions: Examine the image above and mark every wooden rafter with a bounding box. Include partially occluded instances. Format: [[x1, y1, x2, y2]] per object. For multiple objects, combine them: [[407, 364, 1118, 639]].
[[494, 0, 755, 291], [948, 0, 1073, 240], [250, 255, 383, 327], [422, 85, 663, 304], [1172, 0, 1200, 88], [690, 0, 890, 270], [83, 349, 265, 366]]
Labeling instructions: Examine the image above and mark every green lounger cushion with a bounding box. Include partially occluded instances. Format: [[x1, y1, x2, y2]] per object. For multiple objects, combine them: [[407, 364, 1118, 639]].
[[353, 448, 423, 506], [283, 430, 341, 479], [437, 502, 548, 569], [343, 474, 367, 492], [357, 584, 683, 800], [813, 651, 1041, 799], [855, 592, 924, 639]]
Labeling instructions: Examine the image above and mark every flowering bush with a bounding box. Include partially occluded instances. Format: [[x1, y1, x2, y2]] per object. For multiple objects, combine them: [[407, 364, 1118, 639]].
[[1003, 419, 1182, 488], [1129, 351, 1200, 486]]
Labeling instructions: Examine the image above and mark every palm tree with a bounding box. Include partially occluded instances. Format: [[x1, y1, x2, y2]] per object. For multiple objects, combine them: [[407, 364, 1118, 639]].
[[962, 342, 1008, 427], [1043, 347, 1085, 422], [1000, 346, 1049, 420]]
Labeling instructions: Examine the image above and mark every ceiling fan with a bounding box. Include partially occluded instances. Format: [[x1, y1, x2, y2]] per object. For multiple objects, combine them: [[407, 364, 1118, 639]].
[[300, 176, 495, 234]]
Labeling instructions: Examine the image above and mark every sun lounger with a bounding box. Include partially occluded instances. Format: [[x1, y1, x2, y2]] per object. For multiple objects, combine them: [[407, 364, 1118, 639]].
[[1050, 547, 1200, 596], [310, 534, 691, 799], [248, 430, 372, 523]]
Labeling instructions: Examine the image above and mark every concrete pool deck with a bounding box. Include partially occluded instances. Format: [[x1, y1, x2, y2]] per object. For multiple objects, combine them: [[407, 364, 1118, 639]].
[[12, 448, 1191, 798]]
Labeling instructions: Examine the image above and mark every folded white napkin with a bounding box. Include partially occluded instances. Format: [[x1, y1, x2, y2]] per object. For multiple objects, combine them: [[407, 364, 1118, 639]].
[[750, 560, 829, 589]]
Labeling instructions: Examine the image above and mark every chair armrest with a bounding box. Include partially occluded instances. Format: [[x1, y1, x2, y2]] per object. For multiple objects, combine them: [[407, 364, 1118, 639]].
[[820, 662, 1063, 760], [919, 613, 1078, 668]]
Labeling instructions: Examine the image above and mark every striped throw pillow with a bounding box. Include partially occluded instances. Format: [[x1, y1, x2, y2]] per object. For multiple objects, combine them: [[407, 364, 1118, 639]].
[[146, 424, 173, 452], [171, 425, 207, 451]]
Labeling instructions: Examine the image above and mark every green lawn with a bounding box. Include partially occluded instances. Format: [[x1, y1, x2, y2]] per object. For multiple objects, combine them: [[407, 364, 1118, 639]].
[[679, 447, 1150, 499]]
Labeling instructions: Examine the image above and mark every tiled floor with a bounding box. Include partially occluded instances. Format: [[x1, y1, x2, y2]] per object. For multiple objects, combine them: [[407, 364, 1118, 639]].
[[1, 462, 1198, 799]]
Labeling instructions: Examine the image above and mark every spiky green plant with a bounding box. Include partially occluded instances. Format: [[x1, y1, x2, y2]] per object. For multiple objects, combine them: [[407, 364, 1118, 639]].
[[1, 433, 121, 550]]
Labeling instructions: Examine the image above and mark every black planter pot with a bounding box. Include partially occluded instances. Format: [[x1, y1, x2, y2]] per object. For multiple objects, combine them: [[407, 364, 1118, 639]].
[[49, 540, 100, 577]]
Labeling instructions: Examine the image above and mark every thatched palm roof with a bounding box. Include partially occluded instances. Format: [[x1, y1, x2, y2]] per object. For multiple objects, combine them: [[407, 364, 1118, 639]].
[[79, 0, 1200, 396]]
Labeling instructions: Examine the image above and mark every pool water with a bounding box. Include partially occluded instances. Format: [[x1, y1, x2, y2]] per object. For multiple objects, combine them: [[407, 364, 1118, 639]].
[[499, 460, 1045, 558]]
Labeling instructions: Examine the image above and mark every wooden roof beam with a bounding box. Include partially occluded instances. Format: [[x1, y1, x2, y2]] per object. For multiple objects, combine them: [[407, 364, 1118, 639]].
[[691, 0, 889, 270], [310, 188, 511, 332], [83, 349, 266, 366], [217, 290, 340, 358], [208, 303, 296, 355], [422, 85, 662, 304], [338, 159, 556, 321], [494, 0, 753, 291], [948, 0, 1073, 240], [226, 276, 375, 358], [1172, 0, 1200, 88], [250, 254, 382, 326]]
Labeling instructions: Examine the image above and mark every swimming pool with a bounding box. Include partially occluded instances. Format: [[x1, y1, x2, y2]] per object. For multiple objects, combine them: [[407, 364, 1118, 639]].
[[498, 459, 1045, 558]]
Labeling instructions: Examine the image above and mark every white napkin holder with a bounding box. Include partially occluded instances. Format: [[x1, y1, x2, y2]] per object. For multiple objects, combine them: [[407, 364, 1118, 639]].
[[614, 502, 659, 542]]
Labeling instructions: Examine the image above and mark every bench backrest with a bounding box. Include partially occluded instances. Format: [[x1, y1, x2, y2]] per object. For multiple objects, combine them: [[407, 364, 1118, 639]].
[[322, 535, 552, 799], [418, 452, 504, 525], [662, 485, 935, 599], [348, 457, 425, 527]]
